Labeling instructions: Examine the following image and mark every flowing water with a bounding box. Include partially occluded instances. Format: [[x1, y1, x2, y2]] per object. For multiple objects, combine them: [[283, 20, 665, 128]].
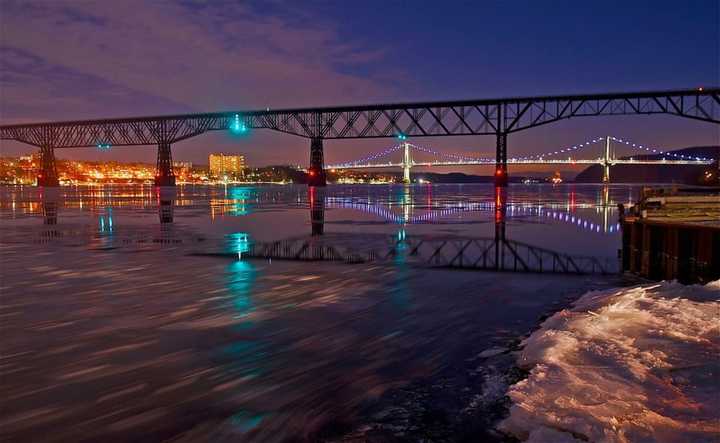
[[0, 183, 639, 442]]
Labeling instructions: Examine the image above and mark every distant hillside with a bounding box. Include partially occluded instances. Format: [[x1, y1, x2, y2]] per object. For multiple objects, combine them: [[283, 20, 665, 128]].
[[574, 146, 719, 185]]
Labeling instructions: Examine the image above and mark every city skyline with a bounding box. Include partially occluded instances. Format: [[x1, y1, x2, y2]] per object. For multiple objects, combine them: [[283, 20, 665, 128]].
[[1, 0, 718, 168]]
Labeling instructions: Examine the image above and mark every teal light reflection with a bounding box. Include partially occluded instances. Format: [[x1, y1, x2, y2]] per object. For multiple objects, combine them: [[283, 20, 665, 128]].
[[222, 259, 265, 381], [227, 232, 251, 257], [226, 259, 256, 320], [226, 186, 257, 216], [98, 208, 114, 234]]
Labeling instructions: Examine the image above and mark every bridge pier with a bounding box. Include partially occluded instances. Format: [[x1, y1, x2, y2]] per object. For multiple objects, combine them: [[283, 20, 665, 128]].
[[602, 135, 612, 183], [602, 164, 611, 183], [308, 138, 327, 186], [495, 132, 508, 187], [494, 185, 507, 269], [154, 142, 176, 186], [37, 145, 59, 187], [158, 186, 176, 224], [309, 186, 325, 235], [402, 142, 412, 184], [41, 187, 60, 225]]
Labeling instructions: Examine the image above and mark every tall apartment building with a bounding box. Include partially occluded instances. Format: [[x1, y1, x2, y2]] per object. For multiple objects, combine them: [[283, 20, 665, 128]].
[[209, 153, 245, 178]]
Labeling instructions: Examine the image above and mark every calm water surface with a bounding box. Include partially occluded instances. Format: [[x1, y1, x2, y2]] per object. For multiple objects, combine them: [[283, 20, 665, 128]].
[[0, 184, 635, 442], [1, 183, 634, 257]]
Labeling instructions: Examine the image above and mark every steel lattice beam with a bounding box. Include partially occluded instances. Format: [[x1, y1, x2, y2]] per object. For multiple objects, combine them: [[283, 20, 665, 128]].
[[1, 88, 718, 148]]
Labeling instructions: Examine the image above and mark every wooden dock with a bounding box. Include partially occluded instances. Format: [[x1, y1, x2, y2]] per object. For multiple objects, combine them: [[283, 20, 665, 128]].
[[620, 187, 720, 283]]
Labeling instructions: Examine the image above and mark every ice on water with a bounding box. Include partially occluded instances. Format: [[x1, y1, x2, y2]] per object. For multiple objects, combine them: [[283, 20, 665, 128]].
[[502, 280, 720, 443]]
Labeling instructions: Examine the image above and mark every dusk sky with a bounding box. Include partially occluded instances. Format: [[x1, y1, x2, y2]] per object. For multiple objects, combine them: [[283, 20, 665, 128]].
[[1, 0, 718, 171]]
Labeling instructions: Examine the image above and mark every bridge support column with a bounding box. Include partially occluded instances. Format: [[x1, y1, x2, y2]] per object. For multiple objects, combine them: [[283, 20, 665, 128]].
[[602, 164, 611, 183], [309, 186, 325, 236], [308, 138, 326, 186], [494, 186, 507, 270], [402, 142, 411, 184], [494, 132, 508, 187], [158, 186, 176, 224], [602, 135, 611, 183], [155, 142, 176, 186], [41, 187, 60, 225], [37, 145, 59, 187]]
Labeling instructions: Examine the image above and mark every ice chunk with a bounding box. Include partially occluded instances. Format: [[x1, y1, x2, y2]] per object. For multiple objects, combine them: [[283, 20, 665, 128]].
[[501, 280, 720, 443]]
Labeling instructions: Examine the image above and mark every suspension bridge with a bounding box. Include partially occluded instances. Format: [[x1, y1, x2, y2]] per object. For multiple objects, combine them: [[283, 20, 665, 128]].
[[327, 136, 715, 183]]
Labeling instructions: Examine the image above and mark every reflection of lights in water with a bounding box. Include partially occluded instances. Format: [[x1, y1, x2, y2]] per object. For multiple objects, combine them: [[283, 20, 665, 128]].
[[325, 196, 621, 233], [210, 187, 257, 217], [228, 232, 251, 259], [98, 208, 114, 233], [226, 260, 256, 320]]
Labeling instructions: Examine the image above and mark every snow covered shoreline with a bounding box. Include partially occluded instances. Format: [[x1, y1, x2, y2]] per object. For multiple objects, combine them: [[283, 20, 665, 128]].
[[501, 280, 720, 443]]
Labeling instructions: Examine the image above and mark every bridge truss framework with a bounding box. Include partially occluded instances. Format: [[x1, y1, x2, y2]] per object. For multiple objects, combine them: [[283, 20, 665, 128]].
[[1, 88, 718, 186]]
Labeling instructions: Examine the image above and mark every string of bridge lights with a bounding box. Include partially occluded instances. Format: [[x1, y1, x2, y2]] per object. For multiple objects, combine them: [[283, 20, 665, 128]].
[[335, 144, 404, 167], [607, 136, 714, 162], [514, 137, 607, 161], [406, 142, 492, 162], [334, 135, 715, 165]]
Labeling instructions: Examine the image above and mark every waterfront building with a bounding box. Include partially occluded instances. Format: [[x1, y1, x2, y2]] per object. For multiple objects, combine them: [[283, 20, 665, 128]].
[[209, 153, 245, 178]]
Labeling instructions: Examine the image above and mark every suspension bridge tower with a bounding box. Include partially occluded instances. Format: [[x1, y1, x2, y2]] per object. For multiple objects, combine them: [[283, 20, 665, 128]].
[[602, 135, 612, 183], [402, 142, 412, 184]]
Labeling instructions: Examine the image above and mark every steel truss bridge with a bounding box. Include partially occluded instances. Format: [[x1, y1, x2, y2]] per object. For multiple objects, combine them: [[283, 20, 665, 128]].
[[327, 135, 715, 183], [1, 88, 718, 186]]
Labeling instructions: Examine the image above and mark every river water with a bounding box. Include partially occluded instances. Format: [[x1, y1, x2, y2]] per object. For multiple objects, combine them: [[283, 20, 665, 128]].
[[0, 183, 638, 442]]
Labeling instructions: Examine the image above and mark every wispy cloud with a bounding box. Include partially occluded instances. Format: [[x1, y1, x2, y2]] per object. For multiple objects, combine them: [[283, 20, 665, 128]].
[[0, 0, 405, 122]]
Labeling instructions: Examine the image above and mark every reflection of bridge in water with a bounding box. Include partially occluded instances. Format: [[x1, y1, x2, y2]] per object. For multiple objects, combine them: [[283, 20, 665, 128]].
[[322, 194, 619, 233], [33, 184, 620, 274], [243, 186, 619, 274]]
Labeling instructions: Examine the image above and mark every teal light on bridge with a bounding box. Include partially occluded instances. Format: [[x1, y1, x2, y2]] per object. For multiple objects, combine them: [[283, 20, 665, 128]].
[[230, 113, 248, 134], [96, 143, 112, 150], [397, 133, 408, 141]]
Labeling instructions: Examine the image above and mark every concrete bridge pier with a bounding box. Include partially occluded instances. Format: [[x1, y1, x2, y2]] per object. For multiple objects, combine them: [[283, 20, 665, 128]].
[[495, 132, 508, 187], [308, 138, 327, 186], [494, 185, 507, 269], [41, 187, 60, 225], [157, 186, 176, 224], [154, 142, 176, 186], [602, 135, 612, 183], [37, 145, 59, 187], [309, 186, 325, 235], [402, 142, 412, 184]]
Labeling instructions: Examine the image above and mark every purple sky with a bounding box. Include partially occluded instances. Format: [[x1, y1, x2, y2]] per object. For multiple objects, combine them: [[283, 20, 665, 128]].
[[1, 0, 718, 173]]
